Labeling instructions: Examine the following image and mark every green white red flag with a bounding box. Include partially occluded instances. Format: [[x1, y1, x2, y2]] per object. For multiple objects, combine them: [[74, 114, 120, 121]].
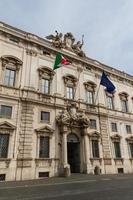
[[54, 52, 70, 70]]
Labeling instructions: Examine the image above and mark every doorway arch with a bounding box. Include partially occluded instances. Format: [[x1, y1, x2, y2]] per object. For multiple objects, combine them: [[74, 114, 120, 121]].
[[67, 134, 80, 173]]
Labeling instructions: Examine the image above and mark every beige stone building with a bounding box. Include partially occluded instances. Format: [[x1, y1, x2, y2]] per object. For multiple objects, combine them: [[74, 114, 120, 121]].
[[0, 22, 133, 181]]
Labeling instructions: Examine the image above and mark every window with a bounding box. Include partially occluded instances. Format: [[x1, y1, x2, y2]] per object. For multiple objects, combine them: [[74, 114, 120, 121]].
[[126, 125, 132, 134], [4, 68, 16, 87], [107, 96, 114, 110], [41, 111, 50, 122], [111, 122, 117, 132], [121, 99, 128, 112], [92, 140, 99, 158], [129, 143, 133, 158], [87, 91, 94, 104], [114, 142, 121, 158], [39, 136, 49, 158], [0, 134, 9, 158], [90, 119, 97, 129], [41, 78, 50, 94], [0, 105, 12, 119], [67, 86, 74, 99]]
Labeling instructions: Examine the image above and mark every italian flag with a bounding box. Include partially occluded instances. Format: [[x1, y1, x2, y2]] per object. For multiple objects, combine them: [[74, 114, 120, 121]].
[[54, 52, 70, 70]]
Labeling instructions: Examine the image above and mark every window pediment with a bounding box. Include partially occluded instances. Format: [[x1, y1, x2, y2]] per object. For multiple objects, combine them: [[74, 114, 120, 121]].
[[1, 55, 23, 69], [38, 66, 55, 79], [111, 134, 121, 141], [88, 130, 101, 138], [84, 81, 97, 91], [119, 92, 129, 100], [63, 74, 77, 86], [0, 121, 16, 130], [126, 136, 133, 143], [35, 125, 54, 134]]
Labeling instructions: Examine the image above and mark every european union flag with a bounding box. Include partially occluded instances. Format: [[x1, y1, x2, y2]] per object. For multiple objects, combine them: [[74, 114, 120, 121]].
[[100, 71, 116, 93]]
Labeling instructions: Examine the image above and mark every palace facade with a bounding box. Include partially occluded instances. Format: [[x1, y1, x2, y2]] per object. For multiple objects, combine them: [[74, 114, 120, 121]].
[[0, 22, 133, 181]]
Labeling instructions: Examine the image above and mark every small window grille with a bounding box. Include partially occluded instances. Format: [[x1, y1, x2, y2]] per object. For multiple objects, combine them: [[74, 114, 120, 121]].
[[0, 174, 6, 181], [39, 172, 49, 178]]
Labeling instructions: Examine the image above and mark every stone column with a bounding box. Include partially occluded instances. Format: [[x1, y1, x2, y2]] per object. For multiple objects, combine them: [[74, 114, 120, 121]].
[[83, 128, 92, 174], [62, 127, 70, 177]]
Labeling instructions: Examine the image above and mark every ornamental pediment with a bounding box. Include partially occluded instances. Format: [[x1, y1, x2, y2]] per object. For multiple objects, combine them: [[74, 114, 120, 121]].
[[0, 121, 16, 130], [35, 125, 54, 134], [46, 31, 85, 57], [88, 130, 101, 138]]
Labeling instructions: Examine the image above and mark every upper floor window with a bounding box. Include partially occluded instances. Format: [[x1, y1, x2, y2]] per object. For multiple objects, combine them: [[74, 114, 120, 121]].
[[41, 78, 50, 94], [84, 81, 96, 105], [107, 95, 114, 110], [111, 122, 117, 132], [0, 134, 9, 158], [41, 111, 50, 122], [126, 125, 132, 134], [67, 86, 74, 99], [63, 75, 77, 100], [38, 66, 55, 95], [39, 136, 49, 158], [4, 68, 16, 87], [90, 119, 97, 129], [119, 92, 129, 113], [1, 55, 22, 88], [86, 91, 94, 104], [0, 105, 12, 119]]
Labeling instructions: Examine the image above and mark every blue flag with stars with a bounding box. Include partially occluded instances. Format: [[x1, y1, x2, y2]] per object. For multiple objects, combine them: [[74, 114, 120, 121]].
[[100, 71, 116, 93]]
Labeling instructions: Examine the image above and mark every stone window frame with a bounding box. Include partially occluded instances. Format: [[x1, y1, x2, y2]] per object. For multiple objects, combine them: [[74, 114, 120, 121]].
[[35, 125, 54, 159], [111, 134, 122, 159], [0, 105, 12, 119], [63, 74, 78, 99], [0, 121, 16, 160], [106, 92, 115, 110], [38, 66, 55, 95], [111, 122, 118, 132], [119, 92, 129, 113], [0, 55, 23, 88], [125, 125, 132, 134], [84, 81, 97, 104], [126, 136, 133, 159], [89, 131, 101, 159]]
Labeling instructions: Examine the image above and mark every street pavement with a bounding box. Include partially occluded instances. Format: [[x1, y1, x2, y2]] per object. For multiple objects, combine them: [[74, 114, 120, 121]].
[[0, 174, 133, 200]]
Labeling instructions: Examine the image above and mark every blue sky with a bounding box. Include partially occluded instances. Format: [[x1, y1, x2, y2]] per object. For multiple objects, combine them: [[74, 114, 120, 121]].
[[0, 0, 133, 75]]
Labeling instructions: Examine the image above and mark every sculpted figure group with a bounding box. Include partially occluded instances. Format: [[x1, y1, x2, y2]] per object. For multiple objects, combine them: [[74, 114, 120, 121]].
[[46, 31, 85, 57]]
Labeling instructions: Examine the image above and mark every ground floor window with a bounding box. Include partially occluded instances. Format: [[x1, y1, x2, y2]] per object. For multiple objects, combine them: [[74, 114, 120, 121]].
[[39, 136, 49, 158], [0, 134, 9, 158], [114, 142, 121, 158], [92, 140, 99, 158]]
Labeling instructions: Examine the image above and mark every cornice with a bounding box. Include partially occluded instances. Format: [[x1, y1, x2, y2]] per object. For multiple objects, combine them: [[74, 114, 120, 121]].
[[0, 21, 133, 83]]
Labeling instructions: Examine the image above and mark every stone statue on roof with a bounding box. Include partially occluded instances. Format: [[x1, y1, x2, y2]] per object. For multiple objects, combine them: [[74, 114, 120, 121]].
[[46, 30, 63, 48]]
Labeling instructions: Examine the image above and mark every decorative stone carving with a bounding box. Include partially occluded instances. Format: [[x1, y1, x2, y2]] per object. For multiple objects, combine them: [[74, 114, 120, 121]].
[[46, 32, 86, 57], [56, 109, 89, 128], [46, 30, 63, 48], [63, 32, 75, 50], [72, 35, 85, 57]]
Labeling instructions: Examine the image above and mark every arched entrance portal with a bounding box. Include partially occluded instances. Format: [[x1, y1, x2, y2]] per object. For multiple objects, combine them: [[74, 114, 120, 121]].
[[67, 134, 80, 173]]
